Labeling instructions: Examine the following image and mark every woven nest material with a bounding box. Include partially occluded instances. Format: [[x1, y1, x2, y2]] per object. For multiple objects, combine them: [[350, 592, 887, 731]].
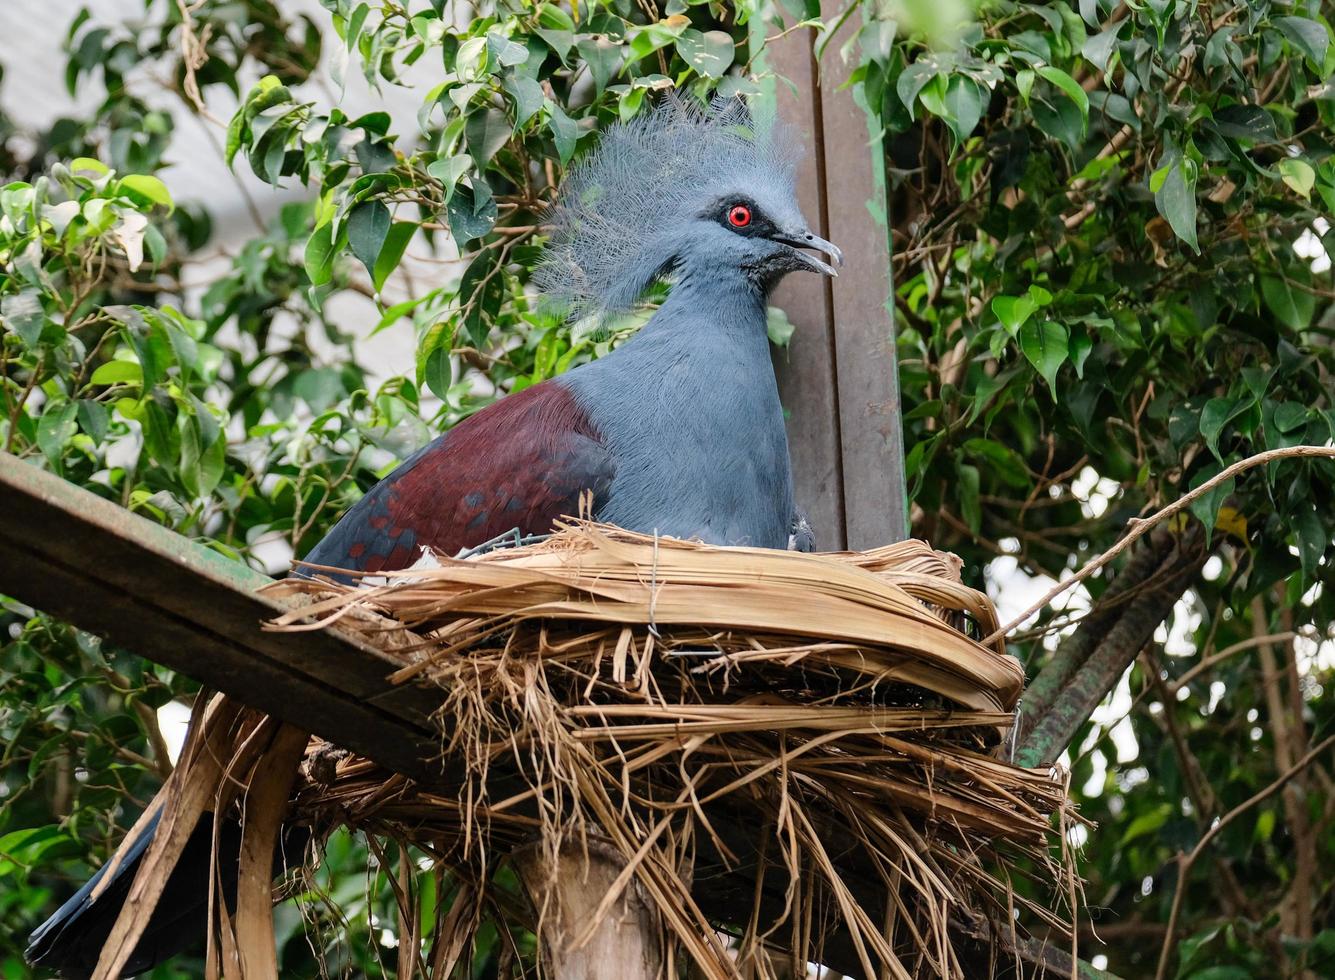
[[267, 522, 1081, 979]]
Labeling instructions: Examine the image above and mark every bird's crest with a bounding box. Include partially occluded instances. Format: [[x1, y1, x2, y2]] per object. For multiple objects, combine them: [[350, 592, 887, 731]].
[[535, 95, 797, 326]]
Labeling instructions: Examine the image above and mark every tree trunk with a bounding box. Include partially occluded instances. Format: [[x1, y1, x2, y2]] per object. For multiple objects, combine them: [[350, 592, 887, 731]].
[[513, 838, 664, 980]]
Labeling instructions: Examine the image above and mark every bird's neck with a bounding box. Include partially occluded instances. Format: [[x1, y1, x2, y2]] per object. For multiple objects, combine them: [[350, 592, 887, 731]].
[[638, 266, 769, 345]]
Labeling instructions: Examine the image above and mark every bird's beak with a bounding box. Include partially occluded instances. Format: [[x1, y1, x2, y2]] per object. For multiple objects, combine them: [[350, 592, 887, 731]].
[[774, 230, 845, 277]]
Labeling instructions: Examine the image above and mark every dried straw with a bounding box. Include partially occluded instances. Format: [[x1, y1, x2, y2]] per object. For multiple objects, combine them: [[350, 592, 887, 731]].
[[260, 522, 1080, 978]]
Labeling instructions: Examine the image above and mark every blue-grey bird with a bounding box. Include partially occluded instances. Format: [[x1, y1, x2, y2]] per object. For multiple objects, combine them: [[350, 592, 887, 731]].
[[27, 95, 838, 976]]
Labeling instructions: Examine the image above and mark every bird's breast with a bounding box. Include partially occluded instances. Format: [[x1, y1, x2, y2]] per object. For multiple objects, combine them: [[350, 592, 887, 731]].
[[566, 333, 794, 549]]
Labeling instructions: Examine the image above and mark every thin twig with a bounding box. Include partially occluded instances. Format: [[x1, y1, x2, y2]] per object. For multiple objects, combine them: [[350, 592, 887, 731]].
[[983, 446, 1335, 645], [1166, 631, 1300, 696]]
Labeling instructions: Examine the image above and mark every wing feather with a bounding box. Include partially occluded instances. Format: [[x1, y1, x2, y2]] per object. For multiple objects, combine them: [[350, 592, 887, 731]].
[[302, 381, 612, 575]]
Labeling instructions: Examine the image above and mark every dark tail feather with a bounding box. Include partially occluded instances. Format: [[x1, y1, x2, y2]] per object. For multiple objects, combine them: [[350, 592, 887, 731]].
[[26, 810, 244, 979]]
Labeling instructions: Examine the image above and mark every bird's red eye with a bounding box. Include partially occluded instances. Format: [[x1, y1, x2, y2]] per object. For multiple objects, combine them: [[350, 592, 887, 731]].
[[728, 204, 752, 228]]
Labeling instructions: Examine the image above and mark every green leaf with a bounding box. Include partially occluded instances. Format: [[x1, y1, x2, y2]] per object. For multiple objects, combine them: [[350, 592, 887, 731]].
[[459, 249, 504, 349], [486, 32, 529, 68], [69, 156, 109, 177], [896, 60, 940, 119], [372, 221, 416, 291], [2, 289, 46, 347], [179, 412, 225, 499], [1272, 402, 1309, 433], [36, 400, 78, 471], [1033, 91, 1084, 147], [537, 4, 576, 32], [547, 102, 580, 164], [962, 438, 1030, 488], [1189, 463, 1235, 538], [417, 321, 455, 400], [766, 307, 796, 347], [1081, 27, 1121, 74], [1019, 319, 1069, 396], [0, 826, 79, 866], [426, 156, 471, 200], [118, 174, 173, 213], [371, 295, 428, 336], [1035, 66, 1088, 124], [89, 359, 142, 386], [1212, 104, 1276, 142], [991, 294, 1037, 336], [1199, 396, 1237, 460], [144, 224, 167, 266], [941, 75, 984, 143], [77, 399, 109, 445], [1293, 504, 1326, 579], [1153, 157, 1199, 253], [967, 367, 1016, 424], [1069, 328, 1093, 378], [575, 36, 621, 94], [1278, 158, 1315, 199], [1253, 808, 1276, 843], [1260, 275, 1316, 330], [629, 22, 681, 64], [616, 86, 647, 123], [532, 331, 560, 381], [1241, 365, 1275, 403], [1119, 802, 1171, 845], [446, 180, 497, 243], [292, 368, 345, 412], [225, 109, 245, 165], [465, 107, 511, 165], [347, 200, 390, 278], [676, 29, 735, 79], [537, 27, 574, 61], [502, 73, 544, 127], [304, 222, 336, 286], [1015, 68, 1034, 104], [345, 3, 370, 49], [957, 462, 981, 534], [1274, 16, 1330, 68]]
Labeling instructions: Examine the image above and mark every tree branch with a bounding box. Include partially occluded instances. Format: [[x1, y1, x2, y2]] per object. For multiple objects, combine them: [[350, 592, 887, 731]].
[[1020, 526, 1185, 726]]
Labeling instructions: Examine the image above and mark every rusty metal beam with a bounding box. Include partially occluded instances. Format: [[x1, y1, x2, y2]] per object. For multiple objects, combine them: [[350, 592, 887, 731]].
[[0, 451, 443, 781]]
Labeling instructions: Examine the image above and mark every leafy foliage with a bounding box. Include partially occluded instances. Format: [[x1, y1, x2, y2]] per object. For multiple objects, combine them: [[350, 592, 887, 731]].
[[1, 0, 1333, 977], [866, 0, 1335, 974]]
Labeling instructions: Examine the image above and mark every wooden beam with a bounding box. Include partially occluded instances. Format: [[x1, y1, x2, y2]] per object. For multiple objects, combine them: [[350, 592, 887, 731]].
[[0, 452, 443, 781], [0, 455, 1097, 980], [768, 14, 908, 550], [767, 32, 847, 550]]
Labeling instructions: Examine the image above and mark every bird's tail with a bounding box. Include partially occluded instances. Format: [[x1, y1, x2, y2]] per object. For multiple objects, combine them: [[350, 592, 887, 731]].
[[26, 698, 311, 978], [25, 804, 242, 978]]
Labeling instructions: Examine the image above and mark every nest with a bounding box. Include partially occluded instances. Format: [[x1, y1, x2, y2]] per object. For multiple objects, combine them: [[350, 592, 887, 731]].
[[259, 522, 1080, 979]]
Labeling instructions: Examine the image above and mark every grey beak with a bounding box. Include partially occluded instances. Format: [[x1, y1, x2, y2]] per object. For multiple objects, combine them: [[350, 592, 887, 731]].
[[775, 230, 845, 277]]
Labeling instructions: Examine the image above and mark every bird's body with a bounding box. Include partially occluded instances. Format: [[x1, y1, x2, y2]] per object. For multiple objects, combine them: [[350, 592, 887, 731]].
[[307, 262, 794, 575], [29, 95, 839, 977], [568, 272, 792, 547]]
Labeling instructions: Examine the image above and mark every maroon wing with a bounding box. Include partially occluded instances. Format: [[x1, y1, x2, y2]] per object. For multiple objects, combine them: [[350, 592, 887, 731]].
[[302, 380, 613, 575]]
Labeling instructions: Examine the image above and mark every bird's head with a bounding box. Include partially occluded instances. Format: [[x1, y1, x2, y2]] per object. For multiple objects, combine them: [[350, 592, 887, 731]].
[[536, 95, 842, 325], [683, 186, 843, 287]]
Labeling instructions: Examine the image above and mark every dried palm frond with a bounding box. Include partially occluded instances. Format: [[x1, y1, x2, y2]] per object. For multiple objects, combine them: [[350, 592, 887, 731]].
[[256, 522, 1081, 979]]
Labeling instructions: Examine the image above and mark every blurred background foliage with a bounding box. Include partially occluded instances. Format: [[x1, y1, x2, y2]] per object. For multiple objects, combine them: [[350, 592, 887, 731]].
[[1, 0, 1332, 977]]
